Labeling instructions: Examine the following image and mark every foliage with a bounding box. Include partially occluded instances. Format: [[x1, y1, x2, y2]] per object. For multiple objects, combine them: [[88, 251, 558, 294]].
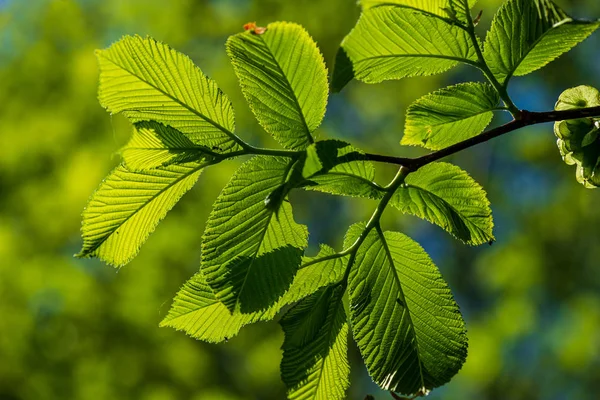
[[74, 0, 600, 399]]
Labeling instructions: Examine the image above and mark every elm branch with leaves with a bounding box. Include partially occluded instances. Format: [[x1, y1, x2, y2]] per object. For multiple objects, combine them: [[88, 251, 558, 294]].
[[76, 0, 600, 398]]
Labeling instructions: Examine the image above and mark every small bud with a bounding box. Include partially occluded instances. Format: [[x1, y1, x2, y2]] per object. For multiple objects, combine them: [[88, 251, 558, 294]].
[[253, 26, 267, 35], [243, 22, 256, 31], [243, 22, 267, 35], [473, 10, 483, 26]]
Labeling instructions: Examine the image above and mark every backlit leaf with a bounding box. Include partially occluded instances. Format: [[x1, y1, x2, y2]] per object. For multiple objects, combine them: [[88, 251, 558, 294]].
[[302, 140, 382, 199], [360, 0, 478, 24], [484, 0, 600, 84], [161, 245, 348, 343], [281, 285, 349, 400], [97, 35, 241, 152], [391, 162, 493, 245], [227, 22, 328, 150], [77, 162, 204, 266], [348, 226, 467, 395], [201, 156, 309, 313], [121, 121, 215, 171], [159, 270, 269, 343], [332, 6, 477, 90], [402, 83, 500, 150]]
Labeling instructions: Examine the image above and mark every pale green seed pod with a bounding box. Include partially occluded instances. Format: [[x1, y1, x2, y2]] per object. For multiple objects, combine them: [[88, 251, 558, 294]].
[[554, 121, 572, 140], [554, 85, 600, 188]]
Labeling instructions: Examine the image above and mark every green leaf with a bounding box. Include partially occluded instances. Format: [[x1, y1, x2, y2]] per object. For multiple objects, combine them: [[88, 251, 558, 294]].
[[391, 162, 493, 245], [483, 0, 600, 85], [302, 140, 383, 199], [282, 245, 349, 303], [402, 83, 500, 150], [448, 0, 477, 23], [348, 226, 467, 395], [330, 48, 355, 93], [281, 285, 349, 400], [360, 0, 477, 24], [121, 121, 215, 171], [332, 6, 477, 89], [227, 22, 328, 150], [97, 35, 241, 152], [161, 245, 348, 343], [159, 270, 270, 343], [201, 156, 309, 313], [77, 162, 204, 266]]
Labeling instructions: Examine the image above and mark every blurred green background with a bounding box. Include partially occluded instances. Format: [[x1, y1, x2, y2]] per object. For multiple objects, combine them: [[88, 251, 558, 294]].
[[1, 0, 600, 399]]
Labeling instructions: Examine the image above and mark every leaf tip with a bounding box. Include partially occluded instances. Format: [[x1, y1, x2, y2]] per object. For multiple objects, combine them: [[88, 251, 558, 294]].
[[158, 316, 171, 328], [73, 249, 88, 260]]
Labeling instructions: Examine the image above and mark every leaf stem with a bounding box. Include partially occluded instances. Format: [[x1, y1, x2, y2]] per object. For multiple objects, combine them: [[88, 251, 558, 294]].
[[338, 166, 410, 282], [462, 0, 520, 117], [244, 144, 302, 158], [217, 105, 600, 180], [363, 105, 600, 171]]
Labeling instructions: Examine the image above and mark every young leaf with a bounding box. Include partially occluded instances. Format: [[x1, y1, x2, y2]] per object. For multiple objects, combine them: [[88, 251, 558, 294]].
[[201, 156, 309, 314], [402, 83, 500, 150], [281, 285, 350, 400], [161, 245, 348, 343], [483, 0, 600, 85], [332, 6, 477, 90], [302, 140, 383, 199], [391, 162, 493, 245], [227, 22, 328, 150], [121, 121, 215, 171], [77, 162, 204, 266], [97, 35, 241, 152], [348, 227, 467, 395]]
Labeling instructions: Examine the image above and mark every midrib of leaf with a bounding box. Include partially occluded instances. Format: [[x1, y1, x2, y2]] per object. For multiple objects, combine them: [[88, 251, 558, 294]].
[[298, 253, 347, 272], [360, 53, 479, 66], [230, 159, 296, 310], [404, 182, 477, 226], [313, 284, 346, 395], [376, 226, 425, 390], [503, 17, 572, 84], [99, 54, 242, 146], [254, 34, 314, 143], [163, 293, 218, 322], [125, 145, 209, 155], [314, 171, 383, 191], [230, 212, 275, 309], [419, 109, 496, 143], [83, 164, 203, 255], [423, 109, 495, 127]]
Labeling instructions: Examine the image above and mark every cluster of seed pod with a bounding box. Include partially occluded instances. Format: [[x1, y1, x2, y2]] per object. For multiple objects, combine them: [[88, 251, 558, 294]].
[[554, 86, 600, 188]]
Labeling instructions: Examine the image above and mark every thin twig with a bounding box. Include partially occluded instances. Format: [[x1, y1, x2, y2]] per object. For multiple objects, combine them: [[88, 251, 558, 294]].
[[363, 106, 600, 170]]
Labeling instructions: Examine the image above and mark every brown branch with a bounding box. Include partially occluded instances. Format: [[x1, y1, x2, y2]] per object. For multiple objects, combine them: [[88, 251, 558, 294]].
[[363, 106, 600, 171]]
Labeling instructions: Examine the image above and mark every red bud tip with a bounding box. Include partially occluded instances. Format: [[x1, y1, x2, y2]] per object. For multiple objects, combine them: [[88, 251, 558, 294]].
[[243, 22, 257, 31]]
